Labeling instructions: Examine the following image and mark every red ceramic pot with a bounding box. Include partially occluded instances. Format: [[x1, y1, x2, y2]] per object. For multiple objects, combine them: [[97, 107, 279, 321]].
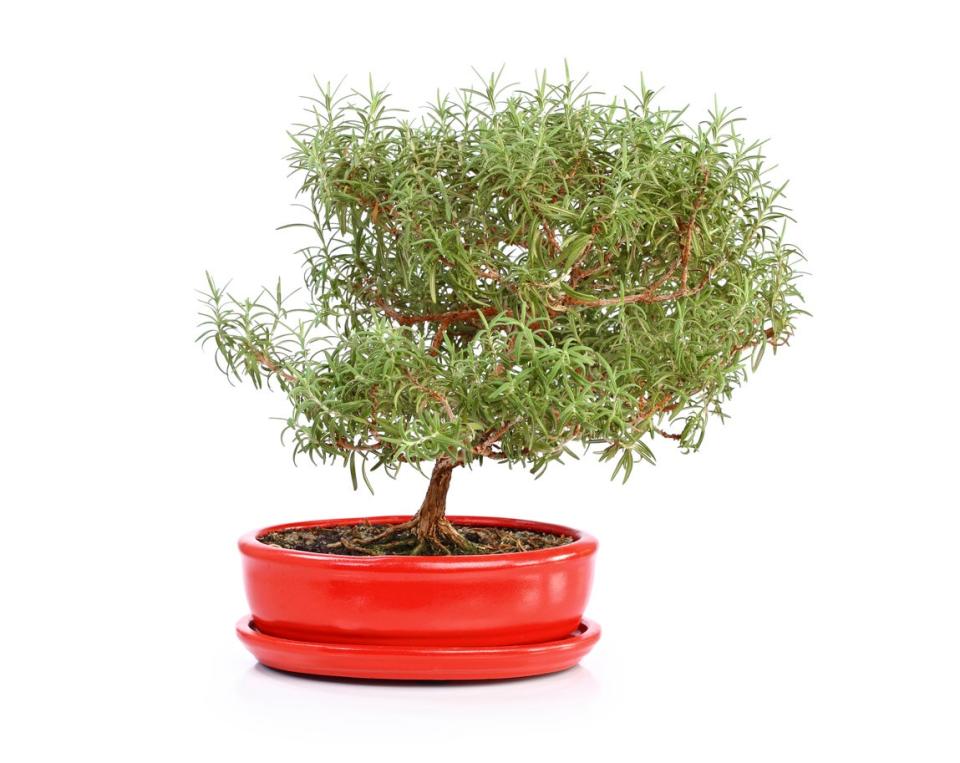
[[239, 515, 597, 647]]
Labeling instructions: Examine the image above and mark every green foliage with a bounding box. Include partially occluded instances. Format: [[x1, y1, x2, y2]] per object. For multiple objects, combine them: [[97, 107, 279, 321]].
[[198, 67, 805, 486]]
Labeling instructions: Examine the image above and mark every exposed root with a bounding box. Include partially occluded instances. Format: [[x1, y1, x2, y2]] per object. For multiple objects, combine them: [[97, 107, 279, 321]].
[[338, 536, 378, 555], [259, 523, 573, 557], [412, 518, 487, 555], [258, 457, 571, 556], [356, 516, 487, 555], [360, 518, 419, 545], [377, 538, 419, 552]]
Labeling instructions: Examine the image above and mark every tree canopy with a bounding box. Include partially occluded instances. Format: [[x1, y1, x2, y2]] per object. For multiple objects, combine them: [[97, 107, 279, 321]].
[[199, 67, 805, 489]]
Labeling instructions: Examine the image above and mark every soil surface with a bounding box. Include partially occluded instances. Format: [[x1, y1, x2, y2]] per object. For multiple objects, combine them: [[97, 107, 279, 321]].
[[259, 522, 574, 556]]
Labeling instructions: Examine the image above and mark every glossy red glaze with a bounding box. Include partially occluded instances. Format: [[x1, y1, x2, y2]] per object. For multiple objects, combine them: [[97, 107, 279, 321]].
[[240, 516, 597, 647], [236, 615, 601, 680]]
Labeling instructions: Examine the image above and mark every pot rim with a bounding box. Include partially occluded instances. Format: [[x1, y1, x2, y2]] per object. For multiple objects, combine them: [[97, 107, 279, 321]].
[[239, 515, 597, 571]]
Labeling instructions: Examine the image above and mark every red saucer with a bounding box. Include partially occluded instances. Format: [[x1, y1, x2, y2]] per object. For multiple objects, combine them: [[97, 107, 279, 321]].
[[237, 616, 601, 681]]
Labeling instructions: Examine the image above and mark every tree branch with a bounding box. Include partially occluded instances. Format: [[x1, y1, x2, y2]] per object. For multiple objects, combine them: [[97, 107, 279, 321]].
[[371, 294, 506, 326], [403, 369, 456, 421], [556, 267, 714, 310], [335, 437, 382, 452], [562, 170, 713, 310], [254, 350, 298, 384], [541, 220, 561, 257], [680, 168, 710, 291], [429, 319, 450, 356], [731, 326, 781, 355], [473, 418, 520, 456]]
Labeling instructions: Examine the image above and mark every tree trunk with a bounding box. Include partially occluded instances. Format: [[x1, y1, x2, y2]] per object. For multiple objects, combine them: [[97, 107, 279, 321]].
[[354, 457, 475, 554], [412, 457, 454, 541]]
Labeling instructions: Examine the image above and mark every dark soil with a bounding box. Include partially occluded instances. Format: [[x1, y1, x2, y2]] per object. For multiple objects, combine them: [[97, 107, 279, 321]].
[[259, 522, 574, 556]]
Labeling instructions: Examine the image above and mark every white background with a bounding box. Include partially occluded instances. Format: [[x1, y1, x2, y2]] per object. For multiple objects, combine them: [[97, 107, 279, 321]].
[[3, 2, 958, 761]]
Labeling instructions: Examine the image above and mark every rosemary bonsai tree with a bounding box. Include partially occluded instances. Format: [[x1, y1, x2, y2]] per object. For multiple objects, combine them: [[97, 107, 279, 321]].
[[200, 69, 804, 555]]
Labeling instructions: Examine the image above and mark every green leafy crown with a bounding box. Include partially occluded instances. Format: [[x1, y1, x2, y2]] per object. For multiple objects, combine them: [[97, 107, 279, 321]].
[[199, 66, 805, 488]]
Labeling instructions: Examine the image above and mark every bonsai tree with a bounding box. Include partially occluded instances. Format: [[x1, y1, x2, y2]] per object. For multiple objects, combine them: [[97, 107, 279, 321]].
[[199, 68, 804, 555]]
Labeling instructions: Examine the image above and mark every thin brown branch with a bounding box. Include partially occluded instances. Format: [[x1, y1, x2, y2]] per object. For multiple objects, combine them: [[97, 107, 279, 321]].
[[403, 369, 456, 422], [363, 170, 715, 324], [335, 437, 382, 452], [476, 267, 503, 282], [371, 294, 505, 326], [563, 169, 713, 308], [436, 253, 506, 285], [655, 427, 682, 440], [473, 418, 520, 455], [731, 326, 781, 355], [541, 220, 561, 257], [469, 227, 530, 251], [492, 333, 518, 377], [429, 319, 450, 356], [568, 221, 604, 288], [680, 169, 710, 290], [631, 393, 677, 427], [367, 386, 383, 448], [567, 242, 596, 286], [254, 351, 297, 384], [557, 267, 713, 310]]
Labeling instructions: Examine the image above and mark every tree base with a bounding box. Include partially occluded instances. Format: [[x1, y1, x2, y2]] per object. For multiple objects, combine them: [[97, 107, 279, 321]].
[[259, 521, 574, 556]]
